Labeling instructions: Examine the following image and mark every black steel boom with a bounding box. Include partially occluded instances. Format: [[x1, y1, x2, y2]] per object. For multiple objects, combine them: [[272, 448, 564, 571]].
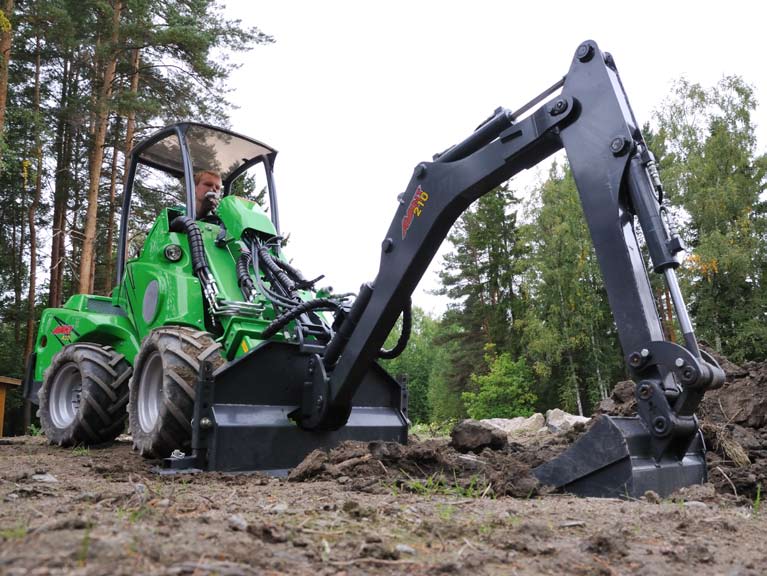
[[298, 40, 724, 497]]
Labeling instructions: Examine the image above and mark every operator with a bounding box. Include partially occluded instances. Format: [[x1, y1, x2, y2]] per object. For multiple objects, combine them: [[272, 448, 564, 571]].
[[194, 170, 223, 219]]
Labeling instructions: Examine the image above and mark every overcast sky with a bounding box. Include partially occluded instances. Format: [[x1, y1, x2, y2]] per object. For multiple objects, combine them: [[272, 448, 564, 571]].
[[222, 1, 767, 315]]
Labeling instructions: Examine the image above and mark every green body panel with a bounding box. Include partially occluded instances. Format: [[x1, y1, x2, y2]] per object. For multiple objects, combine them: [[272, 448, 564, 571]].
[[32, 195, 295, 380], [33, 295, 140, 381], [216, 194, 276, 241], [116, 209, 207, 335]]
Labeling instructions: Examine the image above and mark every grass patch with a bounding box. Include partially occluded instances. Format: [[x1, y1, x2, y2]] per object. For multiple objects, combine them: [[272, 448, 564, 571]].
[[71, 445, 90, 456], [398, 471, 491, 498], [0, 524, 27, 539], [409, 420, 457, 439], [77, 525, 92, 566]]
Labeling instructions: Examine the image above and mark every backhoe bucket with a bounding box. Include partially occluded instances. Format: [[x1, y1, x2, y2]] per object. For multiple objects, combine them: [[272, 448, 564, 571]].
[[532, 416, 706, 498], [162, 341, 408, 475]]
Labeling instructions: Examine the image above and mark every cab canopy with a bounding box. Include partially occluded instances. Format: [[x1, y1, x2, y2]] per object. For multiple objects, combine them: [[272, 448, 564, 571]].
[[133, 122, 277, 186]]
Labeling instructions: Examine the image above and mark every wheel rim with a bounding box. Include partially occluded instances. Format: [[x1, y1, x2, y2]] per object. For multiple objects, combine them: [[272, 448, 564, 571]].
[[49, 362, 82, 429], [138, 350, 164, 433]]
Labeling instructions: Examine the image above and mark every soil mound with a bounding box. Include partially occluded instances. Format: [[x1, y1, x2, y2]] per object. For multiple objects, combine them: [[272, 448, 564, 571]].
[[290, 350, 767, 500], [286, 438, 561, 498]]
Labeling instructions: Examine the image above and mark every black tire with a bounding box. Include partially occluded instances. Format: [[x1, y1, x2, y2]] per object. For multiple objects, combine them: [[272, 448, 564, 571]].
[[128, 326, 224, 458], [38, 343, 132, 446]]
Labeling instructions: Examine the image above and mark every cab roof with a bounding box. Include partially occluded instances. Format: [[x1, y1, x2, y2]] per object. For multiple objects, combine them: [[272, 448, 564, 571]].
[[132, 122, 277, 184]]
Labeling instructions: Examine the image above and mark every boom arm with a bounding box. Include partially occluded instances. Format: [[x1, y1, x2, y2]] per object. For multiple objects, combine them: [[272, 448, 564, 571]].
[[297, 40, 723, 460]]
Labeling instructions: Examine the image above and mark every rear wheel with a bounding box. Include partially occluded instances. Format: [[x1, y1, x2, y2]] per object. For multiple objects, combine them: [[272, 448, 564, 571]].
[[128, 326, 224, 458], [38, 343, 132, 446]]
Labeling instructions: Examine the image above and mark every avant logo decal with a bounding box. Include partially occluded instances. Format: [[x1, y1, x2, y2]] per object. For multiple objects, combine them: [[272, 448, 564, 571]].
[[401, 185, 430, 239], [52, 324, 74, 343]]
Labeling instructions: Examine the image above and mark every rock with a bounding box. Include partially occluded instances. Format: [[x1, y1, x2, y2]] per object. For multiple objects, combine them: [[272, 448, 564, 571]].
[[643, 490, 662, 504], [395, 543, 416, 555], [450, 420, 508, 453], [31, 473, 58, 483], [545, 409, 590, 434], [267, 502, 288, 514], [482, 414, 546, 435], [247, 522, 288, 543], [228, 514, 248, 531]]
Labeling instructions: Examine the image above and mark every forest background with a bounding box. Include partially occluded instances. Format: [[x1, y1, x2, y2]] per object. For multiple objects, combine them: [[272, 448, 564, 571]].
[[0, 0, 765, 433]]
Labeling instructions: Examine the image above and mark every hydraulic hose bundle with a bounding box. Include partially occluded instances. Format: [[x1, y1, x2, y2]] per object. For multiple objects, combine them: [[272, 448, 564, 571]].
[[249, 236, 412, 360], [246, 234, 341, 343], [170, 219, 410, 361], [170, 216, 220, 315]]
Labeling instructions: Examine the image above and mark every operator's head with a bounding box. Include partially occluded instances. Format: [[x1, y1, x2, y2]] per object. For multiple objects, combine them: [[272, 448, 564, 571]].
[[194, 170, 223, 218]]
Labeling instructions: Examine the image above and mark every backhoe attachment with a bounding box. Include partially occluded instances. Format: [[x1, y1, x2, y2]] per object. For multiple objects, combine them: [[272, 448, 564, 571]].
[[163, 41, 723, 495], [291, 39, 724, 497]]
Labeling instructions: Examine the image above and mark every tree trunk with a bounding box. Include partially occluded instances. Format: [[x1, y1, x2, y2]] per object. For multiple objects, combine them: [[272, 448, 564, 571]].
[[78, 0, 122, 295], [123, 48, 140, 166], [101, 130, 120, 294], [0, 0, 14, 169], [49, 57, 72, 308], [103, 47, 139, 292], [24, 35, 42, 430], [558, 284, 583, 416], [14, 197, 25, 344]]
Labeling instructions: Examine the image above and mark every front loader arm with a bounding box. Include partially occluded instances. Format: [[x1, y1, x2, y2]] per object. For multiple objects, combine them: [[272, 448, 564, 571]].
[[300, 40, 724, 462]]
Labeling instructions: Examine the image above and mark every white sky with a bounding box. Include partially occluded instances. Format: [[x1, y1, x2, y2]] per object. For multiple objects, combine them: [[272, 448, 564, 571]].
[[223, 0, 767, 315]]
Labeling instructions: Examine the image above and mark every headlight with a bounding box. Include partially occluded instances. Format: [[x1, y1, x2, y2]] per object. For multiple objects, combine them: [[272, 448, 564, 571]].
[[164, 244, 183, 262]]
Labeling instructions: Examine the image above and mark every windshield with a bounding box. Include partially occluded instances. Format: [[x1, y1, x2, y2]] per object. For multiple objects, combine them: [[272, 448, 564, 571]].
[[136, 124, 275, 183]]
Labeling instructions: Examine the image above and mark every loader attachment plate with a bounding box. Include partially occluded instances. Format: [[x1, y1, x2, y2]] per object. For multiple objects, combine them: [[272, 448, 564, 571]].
[[532, 416, 706, 498], [162, 341, 408, 474]]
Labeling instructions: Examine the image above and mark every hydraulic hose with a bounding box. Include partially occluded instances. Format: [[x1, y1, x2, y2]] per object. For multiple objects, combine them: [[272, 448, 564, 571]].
[[170, 216, 209, 277], [236, 252, 256, 299], [257, 245, 299, 298], [250, 240, 299, 309], [274, 257, 307, 284], [170, 215, 220, 321], [273, 257, 323, 290], [323, 283, 373, 369], [261, 298, 342, 340], [378, 299, 412, 359]]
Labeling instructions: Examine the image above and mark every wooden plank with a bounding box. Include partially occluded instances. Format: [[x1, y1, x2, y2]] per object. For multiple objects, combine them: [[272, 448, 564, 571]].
[[0, 376, 22, 437]]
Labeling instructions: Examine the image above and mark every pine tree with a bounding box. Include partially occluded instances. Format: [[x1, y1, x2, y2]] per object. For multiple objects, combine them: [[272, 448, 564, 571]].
[[435, 184, 528, 414], [521, 163, 624, 414], [654, 77, 767, 361]]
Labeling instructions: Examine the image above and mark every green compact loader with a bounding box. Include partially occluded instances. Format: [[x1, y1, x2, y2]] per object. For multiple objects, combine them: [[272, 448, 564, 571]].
[[23, 122, 409, 473], [25, 41, 725, 497]]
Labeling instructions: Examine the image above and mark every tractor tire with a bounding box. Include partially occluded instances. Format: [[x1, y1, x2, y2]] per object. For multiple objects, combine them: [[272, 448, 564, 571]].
[[128, 326, 224, 459], [38, 343, 132, 446]]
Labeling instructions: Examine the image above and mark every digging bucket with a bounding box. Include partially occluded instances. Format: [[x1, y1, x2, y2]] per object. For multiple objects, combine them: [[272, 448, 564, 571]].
[[532, 415, 706, 498]]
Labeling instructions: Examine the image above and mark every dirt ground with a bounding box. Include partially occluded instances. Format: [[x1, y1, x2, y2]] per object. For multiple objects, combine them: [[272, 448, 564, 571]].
[[1, 353, 766, 576]]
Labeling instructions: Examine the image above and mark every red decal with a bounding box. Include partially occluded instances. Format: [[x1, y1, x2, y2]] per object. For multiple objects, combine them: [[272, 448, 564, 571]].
[[401, 185, 430, 239], [52, 325, 73, 336]]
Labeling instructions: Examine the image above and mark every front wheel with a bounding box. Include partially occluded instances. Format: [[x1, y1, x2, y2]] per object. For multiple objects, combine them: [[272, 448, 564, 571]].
[[38, 343, 132, 446], [128, 326, 224, 458]]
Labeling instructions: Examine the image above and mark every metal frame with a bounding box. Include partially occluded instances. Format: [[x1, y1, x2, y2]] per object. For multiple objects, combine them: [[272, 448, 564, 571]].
[[116, 122, 280, 284], [285, 39, 724, 495]]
